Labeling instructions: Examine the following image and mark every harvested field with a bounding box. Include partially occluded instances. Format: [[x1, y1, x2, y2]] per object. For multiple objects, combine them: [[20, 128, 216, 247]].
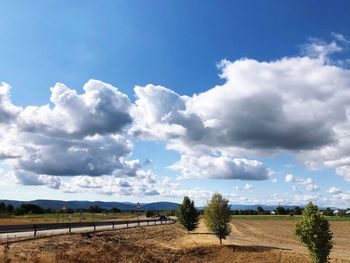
[[0, 213, 139, 225], [0, 220, 349, 262], [230, 220, 350, 262]]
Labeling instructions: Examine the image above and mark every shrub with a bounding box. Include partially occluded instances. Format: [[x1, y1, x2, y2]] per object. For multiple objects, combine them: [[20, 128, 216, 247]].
[[322, 207, 333, 216], [203, 193, 231, 244], [89, 205, 103, 213], [14, 204, 44, 215], [276, 206, 288, 215], [176, 196, 199, 233], [145, 210, 154, 218], [111, 207, 121, 214], [293, 206, 302, 215], [294, 202, 333, 263]]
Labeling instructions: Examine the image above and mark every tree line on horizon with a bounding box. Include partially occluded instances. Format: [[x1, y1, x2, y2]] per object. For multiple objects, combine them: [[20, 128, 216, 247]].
[[176, 194, 334, 263], [0, 202, 124, 216]]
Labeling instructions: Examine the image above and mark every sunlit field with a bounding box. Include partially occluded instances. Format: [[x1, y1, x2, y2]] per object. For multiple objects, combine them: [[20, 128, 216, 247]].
[[1, 220, 349, 262], [0, 212, 142, 225], [231, 215, 350, 221]]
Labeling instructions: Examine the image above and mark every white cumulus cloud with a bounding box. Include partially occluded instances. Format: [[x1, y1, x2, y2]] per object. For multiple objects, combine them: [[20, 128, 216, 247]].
[[169, 154, 271, 180], [285, 174, 319, 192]]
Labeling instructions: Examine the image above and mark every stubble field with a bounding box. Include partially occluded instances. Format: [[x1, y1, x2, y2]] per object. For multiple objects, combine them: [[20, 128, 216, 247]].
[[0, 219, 349, 262]]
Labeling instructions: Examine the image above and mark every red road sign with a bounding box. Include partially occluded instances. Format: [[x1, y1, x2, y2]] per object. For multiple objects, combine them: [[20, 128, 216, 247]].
[[136, 202, 141, 209]]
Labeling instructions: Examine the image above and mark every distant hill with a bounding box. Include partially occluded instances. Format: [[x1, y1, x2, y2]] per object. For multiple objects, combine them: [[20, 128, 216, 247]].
[[142, 202, 179, 210], [0, 199, 339, 211], [0, 199, 179, 211], [228, 204, 296, 211]]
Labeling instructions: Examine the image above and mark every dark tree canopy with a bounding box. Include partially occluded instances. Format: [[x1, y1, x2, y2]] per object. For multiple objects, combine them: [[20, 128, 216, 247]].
[[176, 196, 199, 233], [145, 210, 154, 218], [89, 205, 103, 213], [322, 207, 334, 216], [276, 206, 288, 215]]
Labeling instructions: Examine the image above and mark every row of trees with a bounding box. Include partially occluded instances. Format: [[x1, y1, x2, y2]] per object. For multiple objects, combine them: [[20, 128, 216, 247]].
[[230, 205, 348, 216], [0, 202, 14, 214], [176, 195, 333, 263], [0, 202, 124, 216], [0, 203, 46, 216], [177, 193, 231, 244], [229, 206, 303, 215], [1, 202, 180, 217]]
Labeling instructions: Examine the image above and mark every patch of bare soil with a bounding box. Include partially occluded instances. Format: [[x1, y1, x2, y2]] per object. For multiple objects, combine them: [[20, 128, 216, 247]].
[[0, 220, 349, 262]]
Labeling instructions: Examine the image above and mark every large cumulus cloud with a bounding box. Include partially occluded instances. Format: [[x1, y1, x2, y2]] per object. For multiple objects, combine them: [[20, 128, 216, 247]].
[[169, 154, 271, 180], [1, 80, 138, 185], [0, 82, 21, 123], [2, 36, 350, 200], [132, 57, 350, 151], [17, 80, 132, 137], [14, 134, 132, 176], [131, 38, 350, 181]]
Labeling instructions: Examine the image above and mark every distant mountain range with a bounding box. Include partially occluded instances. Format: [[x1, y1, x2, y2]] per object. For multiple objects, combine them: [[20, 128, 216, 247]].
[[229, 204, 298, 210], [0, 199, 339, 211]]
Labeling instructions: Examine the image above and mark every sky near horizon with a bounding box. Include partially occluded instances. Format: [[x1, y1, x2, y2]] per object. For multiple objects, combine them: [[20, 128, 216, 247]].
[[1, 1, 350, 207]]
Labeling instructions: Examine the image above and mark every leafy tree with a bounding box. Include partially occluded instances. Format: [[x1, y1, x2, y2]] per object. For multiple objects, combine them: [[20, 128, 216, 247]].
[[293, 206, 302, 215], [6, 204, 14, 213], [13, 204, 44, 215], [336, 210, 346, 217], [203, 193, 231, 245], [276, 206, 287, 215], [21, 204, 44, 214], [14, 206, 26, 216], [294, 202, 333, 263], [145, 210, 154, 218], [0, 202, 6, 213], [89, 205, 103, 213], [176, 196, 199, 233], [257, 206, 264, 214], [165, 210, 176, 216], [111, 207, 121, 214], [322, 207, 334, 216]]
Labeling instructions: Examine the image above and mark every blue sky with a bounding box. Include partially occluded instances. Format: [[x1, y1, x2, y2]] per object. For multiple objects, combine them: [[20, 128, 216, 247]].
[[1, 1, 350, 207]]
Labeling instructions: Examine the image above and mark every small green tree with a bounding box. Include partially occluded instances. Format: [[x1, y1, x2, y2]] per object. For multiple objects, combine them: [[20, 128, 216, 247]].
[[257, 206, 264, 214], [176, 196, 199, 233], [276, 206, 287, 215], [145, 210, 154, 218], [111, 207, 121, 214], [294, 202, 333, 263], [203, 193, 231, 245], [293, 206, 302, 215]]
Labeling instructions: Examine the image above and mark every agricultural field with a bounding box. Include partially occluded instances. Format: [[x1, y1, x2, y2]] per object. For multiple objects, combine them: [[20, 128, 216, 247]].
[[229, 219, 350, 262], [0, 212, 141, 225], [1, 219, 349, 262], [231, 214, 350, 221]]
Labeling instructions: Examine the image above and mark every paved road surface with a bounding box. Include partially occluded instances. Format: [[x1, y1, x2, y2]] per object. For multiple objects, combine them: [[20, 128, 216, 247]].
[[0, 220, 165, 239]]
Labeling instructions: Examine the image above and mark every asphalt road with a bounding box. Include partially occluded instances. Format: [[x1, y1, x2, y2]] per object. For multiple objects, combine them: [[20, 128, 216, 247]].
[[0, 220, 163, 239]]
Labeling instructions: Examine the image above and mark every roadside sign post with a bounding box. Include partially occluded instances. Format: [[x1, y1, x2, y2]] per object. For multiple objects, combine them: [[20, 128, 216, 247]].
[[61, 206, 67, 223], [136, 202, 141, 227]]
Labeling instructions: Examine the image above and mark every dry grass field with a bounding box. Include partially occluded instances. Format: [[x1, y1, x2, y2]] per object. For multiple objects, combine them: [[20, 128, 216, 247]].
[[0, 220, 349, 263], [0, 213, 140, 225]]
